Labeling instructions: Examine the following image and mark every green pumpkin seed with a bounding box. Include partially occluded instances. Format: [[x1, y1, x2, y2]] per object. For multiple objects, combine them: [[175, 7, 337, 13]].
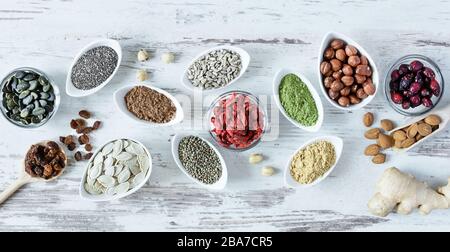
[[20, 119, 29, 125], [16, 83, 30, 92], [40, 92, 49, 99], [20, 108, 29, 118], [23, 73, 36, 81], [15, 71, 25, 79], [13, 96, 19, 105], [28, 80, 38, 90], [26, 104, 35, 110], [11, 114, 21, 121], [12, 107, 20, 114], [38, 76, 48, 85], [31, 116, 41, 124], [43, 84, 51, 92], [44, 104, 54, 113], [22, 95, 33, 105], [37, 114, 44, 120], [47, 93, 55, 102], [5, 92, 14, 100], [6, 99, 15, 110], [30, 92, 38, 99], [18, 90, 30, 99], [38, 100, 47, 107], [32, 107, 45, 116], [34, 100, 40, 108]]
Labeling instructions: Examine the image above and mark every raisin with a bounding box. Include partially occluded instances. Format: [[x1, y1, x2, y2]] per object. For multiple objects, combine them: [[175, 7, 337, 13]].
[[82, 127, 94, 134], [70, 119, 78, 129], [67, 142, 76, 151], [83, 152, 93, 160], [85, 144, 93, 152], [63, 135, 74, 145], [93, 121, 101, 130], [75, 118, 86, 127], [78, 134, 90, 145], [74, 151, 82, 161], [47, 141, 59, 150], [79, 110, 91, 119], [59, 136, 66, 144]]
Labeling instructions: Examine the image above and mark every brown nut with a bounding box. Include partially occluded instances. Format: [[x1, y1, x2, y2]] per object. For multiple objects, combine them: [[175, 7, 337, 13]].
[[393, 130, 407, 141], [407, 123, 418, 138], [363, 82, 376, 95], [372, 154, 386, 164], [342, 64, 353, 76], [401, 138, 416, 149], [328, 89, 340, 100], [424, 115, 441, 126], [417, 123, 432, 137], [324, 77, 334, 89], [330, 59, 343, 71], [348, 56, 361, 67], [79, 110, 91, 119], [323, 47, 335, 60], [356, 88, 368, 99], [78, 134, 90, 145], [93, 121, 102, 130], [341, 76, 354, 86], [360, 55, 369, 65], [332, 71, 343, 80], [395, 140, 403, 148], [320, 61, 332, 75], [349, 95, 361, 104], [85, 144, 93, 152], [335, 49, 347, 61], [330, 80, 344, 92], [416, 134, 424, 141], [350, 84, 359, 93], [356, 65, 372, 76], [355, 74, 367, 84], [340, 87, 351, 96], [363, 112, 374, 127], [345, 45, 358, 56], [331, 39, 345, 50], [365, 128, 381, 140], [338, 96, 350, 107], [377, 134, 394, 149], [365, 144, 381, 156], [380, 119, 395, 131]]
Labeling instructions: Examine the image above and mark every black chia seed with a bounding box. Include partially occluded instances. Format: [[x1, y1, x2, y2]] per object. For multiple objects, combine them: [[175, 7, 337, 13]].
[[178, 136, 222, 184], [71, 46, 118, 90]]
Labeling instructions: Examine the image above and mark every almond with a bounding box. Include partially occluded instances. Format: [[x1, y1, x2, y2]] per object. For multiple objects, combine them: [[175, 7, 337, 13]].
[[365, 128, 381, 140], [377, 134, 394, 149], [363, 112, 374, 127], [417, 123, 432, 137], [372, 154, 386, 164], [424, 115, 441, 126], [401, 138, 416, 149], [392, 130, 407, 141], [364, 144, 381, 156], [380, 119, 395, 131]]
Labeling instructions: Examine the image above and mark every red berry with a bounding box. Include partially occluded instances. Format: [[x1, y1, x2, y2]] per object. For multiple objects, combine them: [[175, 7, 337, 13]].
[[391, 92, 403, 104], [409, 82, 422, 95], [399, 64, 410, 75], [420, 88, 430, 97], [423, 67, 435, 78], [429, 79, 441, 96], [391, 70, 401, 81], [410, 60, 424, 72], [402, 101, 411, 110], [422, 97, 433, 108], [410, 95, 421, 108]]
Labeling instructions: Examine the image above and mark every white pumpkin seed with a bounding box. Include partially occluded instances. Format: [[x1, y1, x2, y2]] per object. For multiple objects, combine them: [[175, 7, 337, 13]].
[[97, 175, 116, 188], [89, 163, 102, 180], [114, 164, 124, 176], [117, 169, 131, 183], [116, 151, 133, 161], [123, 140, 131, 149], [114, 182, 130, 195], [93, 181, 105, 194], [101, 142, 114, 155], [125, 156, 138, 169], [132, 143, 145, 155], [93, 153, 104, 165], [138, 154, 150, 172], [129, 164, 141, 176], [105, 187, 115, 196], [87, 176, 96, 186], [133, 172, 145, 186], [112, 140, 123, 156], [103, 156, 114, 168], [105, 166, 115, 177]]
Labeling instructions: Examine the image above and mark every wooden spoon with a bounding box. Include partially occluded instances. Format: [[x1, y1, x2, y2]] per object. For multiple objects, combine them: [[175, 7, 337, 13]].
[[0, 141, 67, 205]]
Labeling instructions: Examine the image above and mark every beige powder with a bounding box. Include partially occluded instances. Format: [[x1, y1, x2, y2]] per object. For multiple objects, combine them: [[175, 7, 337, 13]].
[[290, 141, 336, 184]]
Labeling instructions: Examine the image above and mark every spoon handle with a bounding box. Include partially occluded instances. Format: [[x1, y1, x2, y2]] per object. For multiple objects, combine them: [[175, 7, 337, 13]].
[[0, 175, 31, 206]]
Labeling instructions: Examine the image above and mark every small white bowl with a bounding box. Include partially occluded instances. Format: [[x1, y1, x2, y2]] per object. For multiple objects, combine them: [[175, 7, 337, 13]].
[[318, 32, 379, 111], [181, 45, 250, 92], [113, 84, 184, 127], [79, 138, 153, 201], [171, 133, 228, 190], [273, 69, 324, 132], [66, 39, 122, 97], [284, 136, 343, 188]]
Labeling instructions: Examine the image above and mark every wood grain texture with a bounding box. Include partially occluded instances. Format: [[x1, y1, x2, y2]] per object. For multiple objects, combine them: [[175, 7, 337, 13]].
[[0, 0, 450, 232]]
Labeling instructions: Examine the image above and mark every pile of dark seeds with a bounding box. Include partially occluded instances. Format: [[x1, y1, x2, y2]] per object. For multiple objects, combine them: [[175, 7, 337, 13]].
[[178, 136, 222, 184], [71, 46, 118, 90]]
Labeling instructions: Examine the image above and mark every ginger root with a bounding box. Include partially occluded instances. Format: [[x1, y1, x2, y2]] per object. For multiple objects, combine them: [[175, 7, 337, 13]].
[[368, 167, 450, 217]]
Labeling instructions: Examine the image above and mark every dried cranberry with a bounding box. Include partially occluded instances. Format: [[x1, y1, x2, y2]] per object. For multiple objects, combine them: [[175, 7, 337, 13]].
[[410, 95, 421, 108], [391, 70, 401, 81], [390, 80, 400, 92], [399, 64, 410, 75], [420, 88, 431, 97], [399, 77, 412, 91], [403, 90, 412, 98], [422, 97, 433, 107], [402, 101, 411, 110], [391, 92, 403, 104], [430, 79, 441, 96], [410, 60, 424, 72], [423, 67, 435, 78], [409, 82, 422, 95]]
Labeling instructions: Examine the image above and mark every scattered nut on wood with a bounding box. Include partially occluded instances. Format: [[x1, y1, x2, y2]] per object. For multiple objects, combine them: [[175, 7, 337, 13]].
[[261, 166, 275, 176], [137, 69, 148, 82], [249, 153, 263, 164], [161, 52, 175, 64], [137, 49, 150, 62]]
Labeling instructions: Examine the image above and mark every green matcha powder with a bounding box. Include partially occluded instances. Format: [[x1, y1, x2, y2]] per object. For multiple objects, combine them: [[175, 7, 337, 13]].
[[279, 73, 318, 126]]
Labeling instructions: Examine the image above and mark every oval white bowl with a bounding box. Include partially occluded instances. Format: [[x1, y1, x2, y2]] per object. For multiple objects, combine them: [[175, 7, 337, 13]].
[[284, 136, 344, 188], [181, 45, 250, 92], [79, 138, 153, 201], [66, 39, 122, 97], [318, 32, 379, 111], [171, 133, 228, 190], [113, 84, 184, 127], [273, 69, 324, 132]]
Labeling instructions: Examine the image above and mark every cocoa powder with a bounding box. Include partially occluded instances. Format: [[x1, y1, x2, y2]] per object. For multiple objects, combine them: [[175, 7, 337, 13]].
[[125, 86, 176, 123]]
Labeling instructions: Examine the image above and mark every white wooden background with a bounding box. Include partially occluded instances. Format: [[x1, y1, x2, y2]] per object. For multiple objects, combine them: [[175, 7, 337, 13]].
[[0, 0, 450, 232]]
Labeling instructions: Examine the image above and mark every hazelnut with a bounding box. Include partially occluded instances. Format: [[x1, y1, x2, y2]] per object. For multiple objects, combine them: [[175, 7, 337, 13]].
[[340, 87, 351, 96], [356, 88, 368, 99], [137, 49, 150, 62], [345, 45, 358, 56], [341, 76, 354, 86], [324, 77, 334, 89], [320, 61, 332, 75], [323, 47, 335, 60], [332, 71, 343, 80], [349, 95, 361, 104], [342, 64, 353, 76], [338, 96, 350, 107], [330, 80, 344, 92], [331, 39, 345, 50], [161, 52, 175, 64], [356, 65, 372, 76], [328, 89, 340, 100], [363, 82, 376, 95], [330, 59, 342, 71], [351, 84, 359, 93], [348, 56, 361, 67], [355, 74, 367, 84], [360, 55, 369, 65], [137, 69, 149, 82], [335, 49, 347, 61]]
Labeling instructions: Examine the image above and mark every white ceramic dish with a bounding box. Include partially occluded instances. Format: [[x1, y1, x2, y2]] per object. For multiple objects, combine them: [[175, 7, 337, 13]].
[[113, 84, 184, 127], [171, 133, 228, 190], [284, 136, 344, 188], [389, 105, 450, 153], [181, 45, 250, 92], [318, 32, 379, 111], [273, 69, 324, 132], [79, 138, 152, 201], [66, 39, 122, 97]]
